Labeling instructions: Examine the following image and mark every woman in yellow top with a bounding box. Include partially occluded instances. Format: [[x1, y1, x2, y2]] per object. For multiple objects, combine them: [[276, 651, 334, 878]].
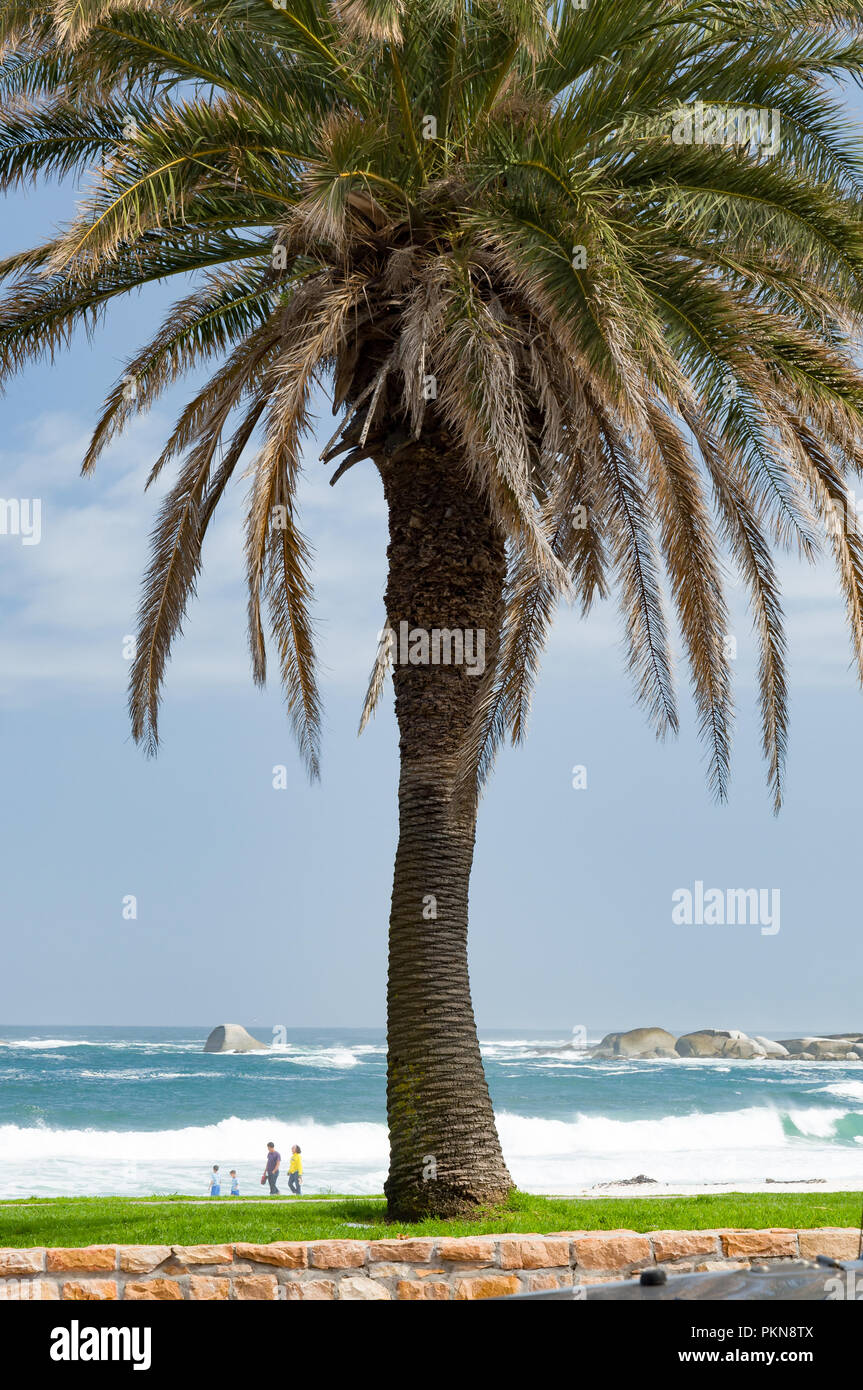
[[287, 1145, 303, 1196]]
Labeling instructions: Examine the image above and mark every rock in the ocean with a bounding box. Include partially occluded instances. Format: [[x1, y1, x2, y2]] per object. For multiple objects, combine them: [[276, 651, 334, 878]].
[[777, 1036, 817, 1055], [675, 1030, 727, 1057], [777, 1036, 858, 1059], [752, 1036, 790, 1058], [203, 1023, 267, 1053], [596, 1174, 658, 1187], [675, 1029, 767, 1059], [592, 1026, 677, 1059]]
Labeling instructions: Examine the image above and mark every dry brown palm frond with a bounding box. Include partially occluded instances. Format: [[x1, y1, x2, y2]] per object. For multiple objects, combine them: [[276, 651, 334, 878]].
[[294, 112, 393, 252], [395, 254, 445, 436], [244, 275, 366, 771], [533, 346, 608, 610], [129, 390, 241, 754], [456, 507, 593, 802], [358, 620, 393, 734], [642, 397, 733, 800], [780, 408, 863, 684], [383, 245, 420, 297], [82, 268, 278, 476], [585, 389, 678, 742], [200, 391, 269, 533], [525, 336, 565, 464], [686, 405, 789, 813], [266, 507, 322, 780], [421, 255, 570, 589], [51, 0, 158, 46], [330, 0, 405, 44], [143, 322, 285, 489], [475, 226, 676, 424], [490, 418, 608, 754]]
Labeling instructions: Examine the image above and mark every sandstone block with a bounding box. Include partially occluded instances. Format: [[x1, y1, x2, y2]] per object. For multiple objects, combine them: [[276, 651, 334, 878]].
[[454, 1275, 520, 1300], [62, 1280, 117, 1301], [396, 1280, 450, 1300], [651, 1231, 720, 1262], [798, 1228, 861, 1261], [526, 1272, 572, 1292], [337, 1276, 392, 1300], [171, 1244, 233, 1266], [368, 1239, 435, 1263], [189, 1276, 230, 1300], [437, 1238, 496, 1264], [308, 1241, 366, 1269], [0, 1249, 44, 1276], [234, 1275, 279, 1300], [118, 1246, 171, 1273], [124, 1278, 184, 1301], [573, 1232, 651, 1270], [284, 1279, 335, 1300], [721, 1230, 798, 1258], [498, 1237, 570, 1269], [47, 1247, 115, 1272], [234, 1242, 306, 1268]]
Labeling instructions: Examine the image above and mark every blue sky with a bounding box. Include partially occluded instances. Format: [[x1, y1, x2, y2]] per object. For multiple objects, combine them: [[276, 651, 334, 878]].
[[1, 134, 862, 1036]]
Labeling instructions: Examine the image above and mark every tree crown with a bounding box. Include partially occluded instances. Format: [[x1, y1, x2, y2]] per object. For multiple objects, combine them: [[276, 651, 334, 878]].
[[3, 0, 863, 805]]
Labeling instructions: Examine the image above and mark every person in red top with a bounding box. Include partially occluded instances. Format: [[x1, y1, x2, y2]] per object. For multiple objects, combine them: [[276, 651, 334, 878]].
[[263, 1141, 281, 1195]]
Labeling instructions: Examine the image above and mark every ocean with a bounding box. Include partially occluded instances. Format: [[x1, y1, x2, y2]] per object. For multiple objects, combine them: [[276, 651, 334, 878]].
[[1, 1026, 862, 1199]]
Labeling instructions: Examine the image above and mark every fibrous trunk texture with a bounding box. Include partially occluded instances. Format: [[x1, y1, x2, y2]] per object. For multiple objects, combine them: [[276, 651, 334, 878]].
[[378, 436, 514, 1219]]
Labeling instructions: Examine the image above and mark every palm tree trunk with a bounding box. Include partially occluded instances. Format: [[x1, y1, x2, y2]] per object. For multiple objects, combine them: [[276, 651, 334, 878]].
[[377, 437, 514, 1220]]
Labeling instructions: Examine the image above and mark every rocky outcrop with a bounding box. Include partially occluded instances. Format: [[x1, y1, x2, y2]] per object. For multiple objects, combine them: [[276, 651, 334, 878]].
[[752, 1036, 790, 1058], [675, 1029, 767, 1059], [203, 1024, 267, 1053], [586, 1026, 860, 1061], [777, 1036, 861, 1060], [591, 1027, 678, 1059]]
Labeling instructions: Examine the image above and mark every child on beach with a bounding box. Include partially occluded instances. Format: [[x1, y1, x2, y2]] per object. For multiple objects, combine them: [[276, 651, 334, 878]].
[[208, 1165, 221, 1196], [230, 1170, 239, 1196]]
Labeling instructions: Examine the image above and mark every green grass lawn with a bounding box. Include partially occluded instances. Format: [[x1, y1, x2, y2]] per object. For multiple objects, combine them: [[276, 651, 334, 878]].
[[0, 1190, 860, 1248]]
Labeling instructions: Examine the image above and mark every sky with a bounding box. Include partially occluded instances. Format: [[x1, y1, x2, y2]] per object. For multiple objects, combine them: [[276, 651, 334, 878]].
[[1, 109, 863, 1037]]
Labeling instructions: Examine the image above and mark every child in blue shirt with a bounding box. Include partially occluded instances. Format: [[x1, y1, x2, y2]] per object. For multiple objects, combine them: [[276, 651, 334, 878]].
[[230, 1170, 240, 1196], [208, 1165, 221, 1196]]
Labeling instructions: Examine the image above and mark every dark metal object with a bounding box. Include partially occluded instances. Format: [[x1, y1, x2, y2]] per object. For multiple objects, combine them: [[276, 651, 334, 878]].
[[497, 1258, 863, 1300]]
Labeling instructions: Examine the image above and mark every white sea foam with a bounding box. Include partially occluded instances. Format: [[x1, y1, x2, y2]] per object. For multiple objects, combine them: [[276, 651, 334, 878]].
[[77, 1071, 217, 1081], [1, 1103, 861, 1199], [0, 1040, 207, 1060], [266, 1046, 362, 1069], [0, 1038, 383, 1068], [0, 1116, 388, 1199], [0, 1116, 384, 1162], [786, 1107, 849, 1138], [820, 1081, 863, 1103]]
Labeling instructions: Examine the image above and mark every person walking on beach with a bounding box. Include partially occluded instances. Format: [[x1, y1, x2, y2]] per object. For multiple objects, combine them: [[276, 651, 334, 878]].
[[229, 1169, 240, 1197], [208, 1165, 221, 1197], [287, 1145, 303, 1196], [263, 1141, 281, 1195]]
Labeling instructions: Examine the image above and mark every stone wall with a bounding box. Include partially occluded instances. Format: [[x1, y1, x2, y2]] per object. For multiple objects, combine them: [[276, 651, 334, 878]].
[[0, 1228, 858, 1300]]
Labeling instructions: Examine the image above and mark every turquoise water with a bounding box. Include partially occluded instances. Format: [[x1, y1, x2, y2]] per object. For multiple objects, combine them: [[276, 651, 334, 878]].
[[1, 1026, 861, 1197]]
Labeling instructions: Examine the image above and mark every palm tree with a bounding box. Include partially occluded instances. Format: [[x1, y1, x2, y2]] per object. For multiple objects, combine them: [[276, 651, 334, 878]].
[[3, 0, 863, 1218]]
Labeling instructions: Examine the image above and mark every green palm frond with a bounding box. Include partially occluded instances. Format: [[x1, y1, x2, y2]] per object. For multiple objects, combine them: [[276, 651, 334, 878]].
[[4, 0, 863, 799]]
